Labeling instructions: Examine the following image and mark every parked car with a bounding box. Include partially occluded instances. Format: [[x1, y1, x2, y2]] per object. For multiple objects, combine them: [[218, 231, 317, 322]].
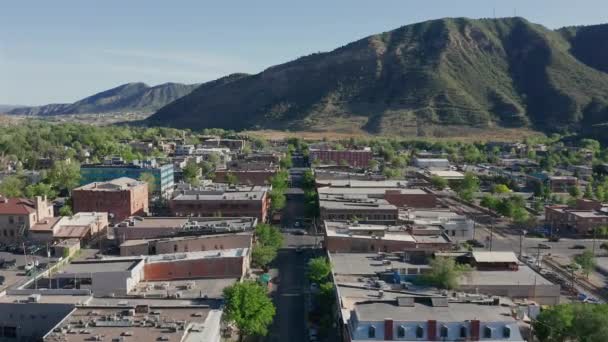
[[537, 243, 551, 249], [570, 245, 586, 250], [467, 239, 485, 248], [548, 236, 561, 242]]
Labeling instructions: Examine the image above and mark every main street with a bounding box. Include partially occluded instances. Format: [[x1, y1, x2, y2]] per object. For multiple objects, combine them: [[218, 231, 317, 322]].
[[265, 233, 319, 342]]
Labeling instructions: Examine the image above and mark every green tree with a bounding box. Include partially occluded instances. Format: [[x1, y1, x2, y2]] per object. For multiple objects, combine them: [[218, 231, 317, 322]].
[[533, 304, 575, 342], [48, 160, 80, 194], [480, 194, 499, 211], [138, 172, 157, 194], [25, 182, 58, 200], [584, 183, 594, 199], [368, 159, 379, 171], [569, 186, 581, 198], [280, 154, 293, 169], [255, 224, 283, 250], [251, 245, 278, 267], [222, 281, 276, 342], [182, 159, 201, 185], [574, 250, 596, 278], [456, 173, 479, 202], [307, 257, 332, 284], [430, 175, 448, 190], [59, 205, 73, 216], [0, 175, 25, 197], [225, 172, 238, 185], [492, 184, 511, 193], [302, 169, 316, 189], [421, 257, 471, 289], [534, 303, 608, 342]]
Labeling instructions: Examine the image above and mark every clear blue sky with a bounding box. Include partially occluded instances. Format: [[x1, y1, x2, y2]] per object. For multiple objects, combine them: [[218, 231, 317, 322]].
[[1, 0, 607, 105]]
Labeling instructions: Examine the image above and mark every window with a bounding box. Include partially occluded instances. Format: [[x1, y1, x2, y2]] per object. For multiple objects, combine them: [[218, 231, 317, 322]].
[[440, 325, 448, 338], [503, 326, 511, 338], [484, 326, 492, 339], [173, 245, 178, 252], [8, 216, 14, 224], [9, 230, 14, 237], [397, 325, 406, 338], [416, 325, 424, 338], [368, 326, 376, 338], [460, 325, 467, 338]]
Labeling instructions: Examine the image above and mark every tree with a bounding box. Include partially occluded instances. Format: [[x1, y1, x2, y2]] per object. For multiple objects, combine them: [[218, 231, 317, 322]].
[[0, 175, 25, 197], [569, 186, 581, 198], [225, 172, 238, 185], [534, 303, 608, 342], [307, 257, 331, 284], [574, 250, 596, 278], [48, 160, 80, 194], [255, 224, 283, 250], [251, 245, 278, 267], [584, 183, 594, 199], [139, 172, 157, 194], [533, 304, 575, 342], [222, 281, 276, 342], [302, 169, 316, 190], [25, 182, 58, 200], [480, 194, 499, 211], [59, 205, 73, 216], [182, 159, 201, 185], [430, 175, 448, 190], [368, 159, 379, 171], [421, 257, 471, 289], [280, 154, 293, 169], [492, 184, 511, 194], [456, 173, 479, 202]]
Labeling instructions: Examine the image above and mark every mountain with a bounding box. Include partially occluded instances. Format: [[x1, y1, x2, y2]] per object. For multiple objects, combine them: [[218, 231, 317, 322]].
[[9, 82, 199, 116], [0, 105, 27, 113], [147, 17, 608, 138]]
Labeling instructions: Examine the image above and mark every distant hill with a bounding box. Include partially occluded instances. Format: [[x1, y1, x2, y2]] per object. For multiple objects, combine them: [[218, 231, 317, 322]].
[[9, 82, 199, 116], [147, 17, 608, 138], [0, 105, 27, 113]]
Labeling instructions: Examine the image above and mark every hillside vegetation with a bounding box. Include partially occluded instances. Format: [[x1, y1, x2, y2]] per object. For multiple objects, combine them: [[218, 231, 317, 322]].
[[147, 17, 608, 139]]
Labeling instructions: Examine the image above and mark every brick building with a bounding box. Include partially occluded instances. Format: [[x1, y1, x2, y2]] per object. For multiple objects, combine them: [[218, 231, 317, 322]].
[[214, 160, 279, 186], [548, 176, 578, 193], [309, 147, 372, 167], [323, 221, 451, 253], [545, 199, 608, 234], [319, 195, 399, 224], [169, 185, 270, 222], [0, 196, 54, 243], [120, 232, 253, 256], [72, 177, 148, 223]]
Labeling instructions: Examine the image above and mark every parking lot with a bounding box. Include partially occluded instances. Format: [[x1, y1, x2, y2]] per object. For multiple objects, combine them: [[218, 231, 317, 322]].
[[0, 242, 58, 291]]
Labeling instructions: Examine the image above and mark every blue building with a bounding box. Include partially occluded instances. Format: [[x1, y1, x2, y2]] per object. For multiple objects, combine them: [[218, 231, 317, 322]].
[[80, 158, 174, 197]]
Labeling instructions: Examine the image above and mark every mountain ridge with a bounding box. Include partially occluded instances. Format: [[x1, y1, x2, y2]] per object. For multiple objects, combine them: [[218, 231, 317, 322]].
[[8, 82, 200, 116], [147, 17, 608, 139]]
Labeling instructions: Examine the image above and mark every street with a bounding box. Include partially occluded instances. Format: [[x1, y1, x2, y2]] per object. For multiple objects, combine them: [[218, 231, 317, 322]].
[[265, 233, 319, 342]]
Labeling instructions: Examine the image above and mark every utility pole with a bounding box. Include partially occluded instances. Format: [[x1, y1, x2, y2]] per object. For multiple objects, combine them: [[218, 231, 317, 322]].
[[519, 230, 526, 258], [489, 216, 494, 252], [592, 227, 597, 256]]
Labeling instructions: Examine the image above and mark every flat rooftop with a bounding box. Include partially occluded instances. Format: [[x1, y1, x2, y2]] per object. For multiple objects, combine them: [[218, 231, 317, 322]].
[[146, 248, 248, 263], [57, 259, 143, 275], [460, 266, 553, 286], [172, 191, 265, 201], [319, 197, 397, 210], [330, 253, 428, 275], [315, 179, 408, 188], [120, 232, 252, 247], [355, 300, 516, 322], [74, 177, 145, 191], [318, 187, 427, 196], [428, 170, 465, 178]]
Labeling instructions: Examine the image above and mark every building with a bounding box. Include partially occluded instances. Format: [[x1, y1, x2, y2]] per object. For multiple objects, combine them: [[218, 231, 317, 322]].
[[0, 196, 54, 243], [169, 185, 270, 222], [112, 217, 257, 243], [29, 212, 109, 243], [80, 158, 174, 197], [413, 157, 451, 170], [548, 176, 578, 193], [201, 137, 245, 151], [318, 186, 436, 208], [545, 199, 608, 234], [425, 170, 465, 181], [347, 298, 525, 341], [0, 303, 76, 341], [120, 232, 252, 256], [175, 144, 195, 155], [400, 209, 474, 241], [72, 177, 149, 223], [324, 221, 451, 253], [143, 248, 249, 281], [44, 306, 222, 342], [309, 146, 372, 167], [214, 159, 279, 186], [319, 195, 399, 224]]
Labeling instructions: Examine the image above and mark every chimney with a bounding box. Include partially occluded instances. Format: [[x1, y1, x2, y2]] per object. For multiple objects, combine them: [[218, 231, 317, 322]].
[[35, 196, 45, 222], [471, 320, 480, 341], [427, 320, 437, 341], [384, 319, 393, 340]]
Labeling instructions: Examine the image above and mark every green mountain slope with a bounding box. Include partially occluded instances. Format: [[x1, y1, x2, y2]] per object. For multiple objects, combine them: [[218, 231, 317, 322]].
[[147, 17, 608, 136], [9, 82, 199, 116]]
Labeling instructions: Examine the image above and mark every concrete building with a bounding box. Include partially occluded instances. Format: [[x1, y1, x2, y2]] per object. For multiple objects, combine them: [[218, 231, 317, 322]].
[[412, 157, 451, 170], [318, 187, 436, 208], [120, 232, 252, 256], [72, 177, 149, 223], [169, 185, 270, 222], [214, 159, 279, 186], [324, 221, 451, 253], [112, 217, 257, 243], [80, 158, 174, 197], [29, 212, 109, 243], [0, 196, 54, 243], [0, 303, 75, 341], [400, 209, 475, 241], [347, 298, 525, 341], [201, 137, 245, 151], [309, 146, 372, 167], [319, 195, 399, 224]]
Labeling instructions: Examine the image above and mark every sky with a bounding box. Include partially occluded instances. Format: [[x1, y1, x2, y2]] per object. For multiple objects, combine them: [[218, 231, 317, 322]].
[[1, 0, 607, 105]]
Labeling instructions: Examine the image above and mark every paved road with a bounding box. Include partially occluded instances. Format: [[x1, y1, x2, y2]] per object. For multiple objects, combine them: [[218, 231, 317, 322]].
[[265, 234, 318, 342]]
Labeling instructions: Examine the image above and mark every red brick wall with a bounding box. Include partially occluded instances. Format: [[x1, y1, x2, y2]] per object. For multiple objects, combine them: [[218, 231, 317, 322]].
[[214, 170, 276, 186], [471, 320, 480, 341], [384, 319, 393, 340], [310, 150, 372, 167], [427, 320, 436, 341], [73, 183, 148, 223], [170, 196, 268, 222], [384, 190, 436, 208], [143, 256, 245, 281]]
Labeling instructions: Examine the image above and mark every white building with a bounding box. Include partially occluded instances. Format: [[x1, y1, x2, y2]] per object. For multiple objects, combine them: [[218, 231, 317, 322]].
[[413, 157, 450, 170], [175, 144, 195, 156], [401, 209, 474, 241]]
